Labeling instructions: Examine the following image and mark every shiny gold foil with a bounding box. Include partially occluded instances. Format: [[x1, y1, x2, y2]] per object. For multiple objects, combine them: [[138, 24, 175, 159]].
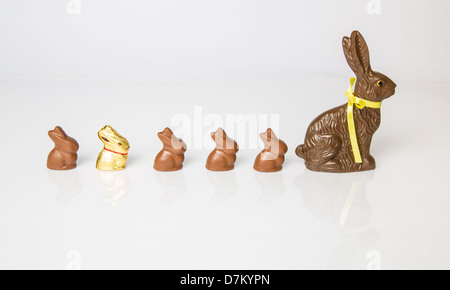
[[96, 125, 130, 171]]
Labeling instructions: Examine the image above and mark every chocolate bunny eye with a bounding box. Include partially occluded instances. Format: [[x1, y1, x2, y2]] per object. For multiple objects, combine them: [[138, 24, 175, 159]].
[[101, 137, 110, 142], [377, 80, 383, 87], [118, 143, 122, 146]]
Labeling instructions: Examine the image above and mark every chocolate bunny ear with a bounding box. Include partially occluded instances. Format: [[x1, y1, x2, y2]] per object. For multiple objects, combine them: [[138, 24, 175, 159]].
[[53, 126, 68, 137], [343, 31, 372, 75], [48, 126, 68, 144], [157, 127, 174, 145], [211, 128, 223, 142]]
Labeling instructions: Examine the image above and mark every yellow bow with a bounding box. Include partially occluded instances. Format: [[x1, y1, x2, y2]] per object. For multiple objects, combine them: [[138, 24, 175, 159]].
[[345, 78, 382, 164]]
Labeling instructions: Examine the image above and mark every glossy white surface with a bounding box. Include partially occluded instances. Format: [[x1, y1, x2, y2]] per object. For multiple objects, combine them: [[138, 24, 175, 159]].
[[0, 78, 449, 269]]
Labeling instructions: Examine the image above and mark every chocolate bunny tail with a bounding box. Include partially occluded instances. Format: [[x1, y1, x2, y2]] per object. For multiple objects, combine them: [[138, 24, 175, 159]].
[[296, 145, 305, 159]]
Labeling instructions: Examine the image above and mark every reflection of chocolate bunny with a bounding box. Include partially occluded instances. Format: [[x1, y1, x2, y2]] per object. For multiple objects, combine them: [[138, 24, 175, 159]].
[[97, 171, 131, 207], [206, 128, 239, 171], [48, 170, 82, 206], [154, 170, 187, 205], [47, 126, 79, 170], [295, 171, 379, 269], [154, 127, 187, 172], [96, 125, 130, 171], [207, 171, 238, 205], [296, 172, 373, 227], [296, 31, 396, 173], [254, 172, 285, 205], [254, 128, 288, 172]]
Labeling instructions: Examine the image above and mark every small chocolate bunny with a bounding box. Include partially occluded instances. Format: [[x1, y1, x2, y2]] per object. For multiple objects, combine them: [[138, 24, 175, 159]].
[[154, 127, 187, 171], [254, 128, 288, 172], [47, 126, 79, 170], [206, 128, 239, 171], [296, 31, 396, 173], [96, 125, 130, 171]]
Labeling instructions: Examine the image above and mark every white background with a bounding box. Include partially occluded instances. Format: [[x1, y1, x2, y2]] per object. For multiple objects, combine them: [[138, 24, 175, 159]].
[[1, 0, 450, 81], [1, 0, 450, 270]]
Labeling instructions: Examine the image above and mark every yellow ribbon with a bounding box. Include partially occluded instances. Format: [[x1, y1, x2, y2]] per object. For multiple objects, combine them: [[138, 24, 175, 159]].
[[345, 78, 382, 164]]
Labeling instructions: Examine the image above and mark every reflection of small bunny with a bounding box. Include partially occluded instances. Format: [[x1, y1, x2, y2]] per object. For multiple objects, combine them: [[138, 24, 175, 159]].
[[47, 126, 79, 170], [254, 128, 288, 172], [254, 171, 285, 205], [206, 128, 239, 171], [48, 170, 82, 205], [296, 31, 396, 172], [154, 170, 187, 204], [96, 125, 130, 171], [207, 171, 238, 205], [97, 171, 131, 207], [154, 127, 187, 172]]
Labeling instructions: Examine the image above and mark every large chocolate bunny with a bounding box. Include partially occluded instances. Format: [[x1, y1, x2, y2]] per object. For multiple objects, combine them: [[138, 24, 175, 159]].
[[296, 31, 396, 173], [47, 126, 79, 170]]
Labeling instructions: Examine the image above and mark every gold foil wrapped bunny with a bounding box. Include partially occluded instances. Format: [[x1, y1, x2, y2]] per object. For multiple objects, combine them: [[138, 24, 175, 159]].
[[96, 125, 130, 171]]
